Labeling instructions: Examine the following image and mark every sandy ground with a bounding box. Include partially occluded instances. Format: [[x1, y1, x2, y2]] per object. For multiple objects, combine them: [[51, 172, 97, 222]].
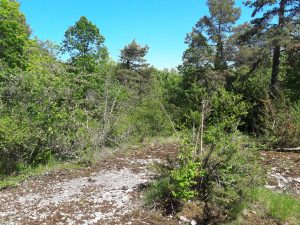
[[0, 144, 179, 225]]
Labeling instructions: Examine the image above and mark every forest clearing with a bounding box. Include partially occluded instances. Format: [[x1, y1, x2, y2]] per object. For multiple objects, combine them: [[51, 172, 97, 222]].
[[0, 0, 299, 224]]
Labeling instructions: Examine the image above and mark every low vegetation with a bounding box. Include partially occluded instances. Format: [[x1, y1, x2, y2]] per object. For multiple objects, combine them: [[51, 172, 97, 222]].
[[251, 188, 300, 223]]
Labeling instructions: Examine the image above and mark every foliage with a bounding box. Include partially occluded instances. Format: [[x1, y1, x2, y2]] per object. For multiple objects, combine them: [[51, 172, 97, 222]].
[[243, 0, 299, 97], [146, 129, 261, 221], [263, 97, 300, 148], [196, 0, 241, 70], [169, 144, 203, 202], [145, 140, 204, 213], [26, 38, 65, 74], [115, 72, 174, 142], [0, 1, 300, 223], [0, 0, 30, 69], [62, 16, 108, 73], [231, 66, 270, 133], [146, 87, 260, 222], [181, 31, 213, 71], [285, 50, 300, 102], [0, 63, 128, 175]]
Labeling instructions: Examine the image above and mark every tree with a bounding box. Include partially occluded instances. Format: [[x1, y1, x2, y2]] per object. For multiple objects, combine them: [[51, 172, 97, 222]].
[[178, 0, 240, 90], [0, 0, 30, 69], [182, 29, 213, 70], [244, 0, 300, 97], [62, 16, 108, 73], [196, 0, 241, 71], [179, 29, 214, 88], [119, 39, 149, 70]]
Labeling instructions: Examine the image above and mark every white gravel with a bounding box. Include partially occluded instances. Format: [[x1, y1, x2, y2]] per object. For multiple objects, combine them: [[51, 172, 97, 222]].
[[0, 161, 154, 224]]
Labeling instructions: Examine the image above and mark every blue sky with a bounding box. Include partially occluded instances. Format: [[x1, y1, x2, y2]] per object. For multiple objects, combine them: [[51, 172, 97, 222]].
[[19, 0, 253, 69]]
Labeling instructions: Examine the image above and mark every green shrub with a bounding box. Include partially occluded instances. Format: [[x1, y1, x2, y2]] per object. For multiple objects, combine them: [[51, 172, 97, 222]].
[[146, 130, 260, 222], [145, 89, 261, 222], [0, 64, 128, 175], [168, 141, 204, 202]]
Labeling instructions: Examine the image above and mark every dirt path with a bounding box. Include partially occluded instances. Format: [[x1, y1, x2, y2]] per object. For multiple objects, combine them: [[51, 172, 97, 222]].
[[0, 144, 179, 225]]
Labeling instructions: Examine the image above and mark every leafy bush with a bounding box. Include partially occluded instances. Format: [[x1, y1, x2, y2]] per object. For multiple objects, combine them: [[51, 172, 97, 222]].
[[0, 64, 129, 175], [169, 150, 203, 201], [146, 130, 260, 222], [145, 141, 204, 214]]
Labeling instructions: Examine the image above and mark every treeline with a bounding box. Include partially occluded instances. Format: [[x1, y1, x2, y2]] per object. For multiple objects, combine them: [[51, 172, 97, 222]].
[[165, 0, 300, 145]]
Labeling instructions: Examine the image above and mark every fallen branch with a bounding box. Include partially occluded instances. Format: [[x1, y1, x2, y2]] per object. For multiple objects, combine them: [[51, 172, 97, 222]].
[[272, 147, 300, 152]]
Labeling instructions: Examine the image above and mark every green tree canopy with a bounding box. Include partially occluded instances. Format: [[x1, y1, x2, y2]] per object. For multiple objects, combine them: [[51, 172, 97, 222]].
[[179, 29, 215, 89], [0, 0, 30, 69], [62, 16, 108, 73]]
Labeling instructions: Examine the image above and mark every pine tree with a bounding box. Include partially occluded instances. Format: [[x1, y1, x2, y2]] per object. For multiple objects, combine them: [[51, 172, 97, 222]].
[[119, 39, 149, 70], [245, 0, 300, 97], [196, 0, 241, 71], [179, 29, 214, 88]]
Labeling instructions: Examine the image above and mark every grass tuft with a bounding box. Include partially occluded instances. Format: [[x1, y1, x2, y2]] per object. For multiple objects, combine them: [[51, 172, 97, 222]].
[[0, 159, 82, 190], [251, 188, 300, 223]]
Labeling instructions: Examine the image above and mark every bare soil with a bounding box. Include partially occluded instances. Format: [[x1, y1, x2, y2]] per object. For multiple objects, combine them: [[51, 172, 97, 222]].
[[1, 144, 299, 225], [0, 144, 179, 225], [261, 150, 300, 199]]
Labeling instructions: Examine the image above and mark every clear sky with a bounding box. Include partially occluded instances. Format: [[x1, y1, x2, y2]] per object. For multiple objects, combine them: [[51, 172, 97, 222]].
[[19, 0, 253, 69]]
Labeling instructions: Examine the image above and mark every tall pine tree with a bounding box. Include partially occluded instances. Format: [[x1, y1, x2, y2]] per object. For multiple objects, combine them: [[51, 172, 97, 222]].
[[196, 0, 241, 71], [119, 39, 149, 70], [245, 0, 300, 97]]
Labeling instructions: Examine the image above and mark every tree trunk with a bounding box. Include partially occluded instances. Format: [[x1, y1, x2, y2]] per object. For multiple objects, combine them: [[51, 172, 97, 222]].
[[214, 22, 226, 71], [270, 45, 281, 97], [269, 0, 286, 98]]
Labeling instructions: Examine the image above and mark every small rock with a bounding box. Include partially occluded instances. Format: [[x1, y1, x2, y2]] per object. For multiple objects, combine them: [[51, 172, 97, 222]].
[[87, 177, 96, 183], [179, 215, 189, 223], [121, 186, 128, 191]]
